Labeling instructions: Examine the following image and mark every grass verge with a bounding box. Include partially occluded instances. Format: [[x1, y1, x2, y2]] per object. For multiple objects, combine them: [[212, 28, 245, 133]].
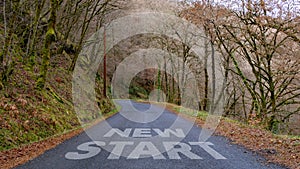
[[0, 109, 119, 169]]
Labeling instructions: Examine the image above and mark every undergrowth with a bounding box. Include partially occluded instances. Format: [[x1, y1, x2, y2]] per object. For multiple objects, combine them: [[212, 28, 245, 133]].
[[0, 54, 114, 151]]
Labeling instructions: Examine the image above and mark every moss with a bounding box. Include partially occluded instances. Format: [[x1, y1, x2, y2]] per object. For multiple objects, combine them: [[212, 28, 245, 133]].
[[36, 0, 57, 90], [45, 27, 56, 44]]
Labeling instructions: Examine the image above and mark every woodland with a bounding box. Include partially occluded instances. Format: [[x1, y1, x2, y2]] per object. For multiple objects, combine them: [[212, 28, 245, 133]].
[[0, 0, 299, 155]]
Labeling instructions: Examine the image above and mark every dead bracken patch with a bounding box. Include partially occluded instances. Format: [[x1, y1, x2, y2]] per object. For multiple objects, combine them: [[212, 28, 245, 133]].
[[165, 103, 300, 169], [215, 119, 300, 169]]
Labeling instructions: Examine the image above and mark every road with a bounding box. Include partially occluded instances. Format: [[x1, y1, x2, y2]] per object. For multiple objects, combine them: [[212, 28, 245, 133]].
[[16, 100, 286, 169]]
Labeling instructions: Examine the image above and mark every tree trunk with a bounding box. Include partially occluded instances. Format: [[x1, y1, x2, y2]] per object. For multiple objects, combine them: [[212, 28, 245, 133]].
[[28, 0, 46, 65], [36, 0, 57, 90], [203, 38, 209, 111]]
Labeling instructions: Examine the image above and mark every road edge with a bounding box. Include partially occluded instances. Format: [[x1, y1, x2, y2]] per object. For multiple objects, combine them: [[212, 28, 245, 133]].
[[0, 111, 119, 169]]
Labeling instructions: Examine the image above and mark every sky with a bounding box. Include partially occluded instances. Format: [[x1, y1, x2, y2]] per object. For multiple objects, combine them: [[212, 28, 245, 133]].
[[178, 0, 300, 17]]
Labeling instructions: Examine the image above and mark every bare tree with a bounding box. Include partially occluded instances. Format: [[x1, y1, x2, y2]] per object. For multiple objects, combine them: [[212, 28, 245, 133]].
[[184, 0, 300, 132]]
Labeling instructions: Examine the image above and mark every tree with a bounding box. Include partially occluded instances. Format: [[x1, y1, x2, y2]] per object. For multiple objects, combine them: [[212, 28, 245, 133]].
[[1, 0, 25, 90], [184, 0, 300, 132], [36, 0, 59, 89]]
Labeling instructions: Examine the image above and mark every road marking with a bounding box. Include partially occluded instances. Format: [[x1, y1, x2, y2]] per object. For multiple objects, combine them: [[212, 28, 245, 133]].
[[128, 142, 166, 159], [103, 128, 186, 138], [189, 142, 227, 159], [65, 141, 226, 160], [65, 141, 105, 160], [153, 128, 185, 138], [104, 128, 132, 137], [108, 142, 134, 159], [163, 142, 202, 159], [132, 128, 152, 137]]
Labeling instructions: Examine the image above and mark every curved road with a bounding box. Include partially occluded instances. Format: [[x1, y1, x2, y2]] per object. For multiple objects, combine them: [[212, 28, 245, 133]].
[[16, 100, 286, 169]]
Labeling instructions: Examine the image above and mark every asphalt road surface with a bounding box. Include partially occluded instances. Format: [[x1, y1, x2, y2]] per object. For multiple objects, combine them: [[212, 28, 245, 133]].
[[16, 100, 286, 169]]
